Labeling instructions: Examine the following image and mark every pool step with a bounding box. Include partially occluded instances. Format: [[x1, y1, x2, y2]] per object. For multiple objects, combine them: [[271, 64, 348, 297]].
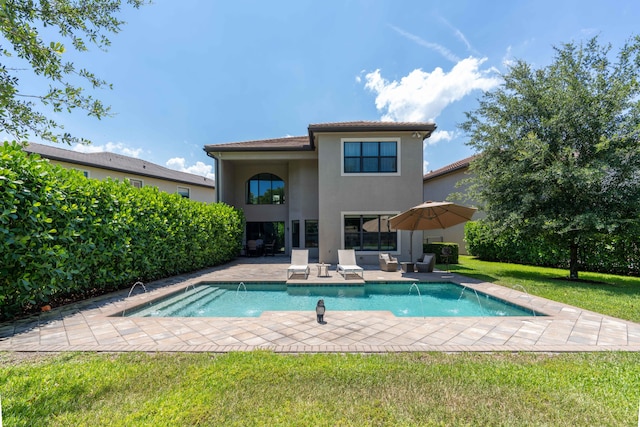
[[132, 286, 221, 317], [167, 287, 227, 316]]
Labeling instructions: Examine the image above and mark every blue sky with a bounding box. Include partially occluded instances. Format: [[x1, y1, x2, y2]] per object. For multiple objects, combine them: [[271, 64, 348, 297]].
[[13, 0, 640, 179]]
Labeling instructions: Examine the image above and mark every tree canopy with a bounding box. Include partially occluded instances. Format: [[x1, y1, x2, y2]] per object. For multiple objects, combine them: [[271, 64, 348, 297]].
[[461, 36, 640, 279], [0, 0, 144, 145]]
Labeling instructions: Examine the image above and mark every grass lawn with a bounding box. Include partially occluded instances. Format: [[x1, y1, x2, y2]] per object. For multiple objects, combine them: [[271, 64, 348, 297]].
[[451, 256, 640, 323], [2, 351, 639, 426], [1, 257, 639, 426]]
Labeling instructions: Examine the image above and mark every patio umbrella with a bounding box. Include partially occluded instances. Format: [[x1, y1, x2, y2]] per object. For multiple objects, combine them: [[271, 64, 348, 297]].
[[362, 215, 396, 232], [388, 201, 477, 261]]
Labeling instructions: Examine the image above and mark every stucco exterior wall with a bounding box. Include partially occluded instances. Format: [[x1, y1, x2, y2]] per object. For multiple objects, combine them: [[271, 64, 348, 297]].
[[288, 159, 319, 257], [423, 168, 478, 254], [318, 132, 424, 265], [45, 159, 216, 203]]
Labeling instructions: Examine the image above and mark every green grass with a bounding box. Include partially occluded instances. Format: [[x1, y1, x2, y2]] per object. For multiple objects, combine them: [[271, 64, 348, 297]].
[[2, 258, 640, 426], [2, 351, 640, 426], [448, 256, 640, 323]]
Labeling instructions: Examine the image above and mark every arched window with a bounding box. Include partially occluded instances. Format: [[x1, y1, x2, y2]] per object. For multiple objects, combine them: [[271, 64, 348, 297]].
[[246, 173, 285, 204]]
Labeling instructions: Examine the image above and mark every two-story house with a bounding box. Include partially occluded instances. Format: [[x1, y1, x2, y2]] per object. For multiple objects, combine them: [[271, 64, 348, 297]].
[[205, 121, 436, 264], [422, 155, 480, 254], [24, 142, 216, 203]]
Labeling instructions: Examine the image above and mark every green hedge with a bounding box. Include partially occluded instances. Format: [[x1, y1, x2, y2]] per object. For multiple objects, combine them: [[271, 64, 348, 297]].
[[422, 242, 459, 264], [0, 142, 244, 320], [464, 220, 640, 276]]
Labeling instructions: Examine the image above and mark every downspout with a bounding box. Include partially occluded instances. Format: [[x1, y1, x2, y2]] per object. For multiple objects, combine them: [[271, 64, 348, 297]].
[[205, 150, 220, 203]]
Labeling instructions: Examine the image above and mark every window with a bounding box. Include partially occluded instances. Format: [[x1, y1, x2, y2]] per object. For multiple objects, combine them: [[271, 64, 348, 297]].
[[344, 214, 397, 252], [128, 178, 143, 188], [291, 220, 300, 248], [177, 186, 190, 199], [246, 173, 285, 204], [343, 140, 398, 174], [305, 220, 318, 248], [246, 222, 284, 254]]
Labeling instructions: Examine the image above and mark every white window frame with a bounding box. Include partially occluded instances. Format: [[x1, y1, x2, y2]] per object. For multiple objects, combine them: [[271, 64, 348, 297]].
[[177, 186, 190, 199], [341, 211, 400, 255], [127, 178, 143, 188], [341, 137, 401, 177]]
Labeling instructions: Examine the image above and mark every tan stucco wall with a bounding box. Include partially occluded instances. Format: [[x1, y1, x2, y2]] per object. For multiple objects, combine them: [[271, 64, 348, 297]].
[[46, 159, 216, 203], [318, 132, 425, 265], [423, 168, 480, 254], [288, 159, 319, 257]]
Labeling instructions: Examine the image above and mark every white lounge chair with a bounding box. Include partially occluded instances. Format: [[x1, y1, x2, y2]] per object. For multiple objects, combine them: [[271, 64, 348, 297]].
[[287, 249, 310, 279], [337, 249, 364, 279]]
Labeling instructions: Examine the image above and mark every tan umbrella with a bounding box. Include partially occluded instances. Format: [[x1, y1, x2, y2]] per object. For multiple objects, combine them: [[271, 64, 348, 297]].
[[388, 201, 477, 261], [362, 215, 396, 232]]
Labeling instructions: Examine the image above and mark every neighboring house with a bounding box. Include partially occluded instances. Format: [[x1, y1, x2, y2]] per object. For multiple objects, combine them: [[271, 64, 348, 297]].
[[422, 154, 481, 254], [24, 143, 216, 203], [205, 121, 436, 264]]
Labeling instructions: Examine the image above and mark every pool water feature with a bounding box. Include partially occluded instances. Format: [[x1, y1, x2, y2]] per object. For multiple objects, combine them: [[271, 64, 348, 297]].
[[123, 282, 540, 318]]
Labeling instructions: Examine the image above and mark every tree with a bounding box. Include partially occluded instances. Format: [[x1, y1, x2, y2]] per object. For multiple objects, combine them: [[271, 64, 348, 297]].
[[0, 0, 145, 145], [461, 36, 640, 279]]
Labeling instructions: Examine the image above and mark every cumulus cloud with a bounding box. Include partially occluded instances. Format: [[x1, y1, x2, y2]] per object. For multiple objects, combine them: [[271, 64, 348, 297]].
[[166, 157, 216, 180], [425, 129, 455, 146], [364, 57, 501, 122], [423, 160, 430, 175], [72, 142, 143, 158]]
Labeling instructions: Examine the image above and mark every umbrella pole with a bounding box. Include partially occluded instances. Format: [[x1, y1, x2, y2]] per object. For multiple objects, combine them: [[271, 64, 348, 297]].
[[409, 230, 413, 262]]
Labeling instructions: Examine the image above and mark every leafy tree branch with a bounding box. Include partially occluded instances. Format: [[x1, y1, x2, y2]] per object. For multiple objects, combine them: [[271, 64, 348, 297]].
[[0, 0, 145, 144]]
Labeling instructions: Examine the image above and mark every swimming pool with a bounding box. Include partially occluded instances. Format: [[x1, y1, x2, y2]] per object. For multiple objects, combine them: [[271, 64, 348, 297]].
[[123, 282, 539, 318]]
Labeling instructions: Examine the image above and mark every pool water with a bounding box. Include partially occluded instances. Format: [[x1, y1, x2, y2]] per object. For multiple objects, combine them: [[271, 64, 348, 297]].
[[124, 282, 538, 318]]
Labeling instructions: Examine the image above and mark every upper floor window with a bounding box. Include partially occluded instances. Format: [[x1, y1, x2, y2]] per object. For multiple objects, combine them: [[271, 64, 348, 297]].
[[177, 186, 190, 199], [128, 178, 143, 188], [343, 139, 398, 174], [246, 173, 285, 204]]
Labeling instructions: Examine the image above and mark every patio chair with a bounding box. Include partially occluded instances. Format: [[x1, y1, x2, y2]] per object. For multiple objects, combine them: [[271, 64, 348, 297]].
[[378, 253, 398, 272], [287, 249, 310, 279], [337, 249, 364, 279], [246, 240, 258, 256], [263, 240, 276, 256], [415, 253, 436, 273]]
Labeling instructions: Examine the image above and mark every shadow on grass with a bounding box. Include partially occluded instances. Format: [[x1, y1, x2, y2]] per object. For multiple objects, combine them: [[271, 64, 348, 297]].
[[438, 264, 497, 284]]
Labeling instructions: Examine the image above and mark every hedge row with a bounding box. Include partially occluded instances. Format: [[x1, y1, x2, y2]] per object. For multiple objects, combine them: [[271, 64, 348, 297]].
[[0, 142, 244, 320], [464, 220, 640, 276], [422, 242, 459, 264]]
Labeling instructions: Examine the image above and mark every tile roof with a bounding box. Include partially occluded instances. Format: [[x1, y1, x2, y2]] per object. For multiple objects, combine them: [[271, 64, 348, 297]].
[[204, 121, 438, 154], [308, 120, 437, 132], [204, 135, 311, 152], [423, 154, 479, 181], [24, 143, 215, 188]]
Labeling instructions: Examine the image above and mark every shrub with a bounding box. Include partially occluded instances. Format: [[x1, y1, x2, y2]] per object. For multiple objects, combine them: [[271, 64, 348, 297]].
[[0, 142, 243, 319], [464, 220, 640, 276], [422, 242, 459, 264]]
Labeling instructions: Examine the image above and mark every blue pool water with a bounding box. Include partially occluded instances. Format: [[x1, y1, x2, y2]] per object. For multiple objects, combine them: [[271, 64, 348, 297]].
[[124, 282, 538, 318]]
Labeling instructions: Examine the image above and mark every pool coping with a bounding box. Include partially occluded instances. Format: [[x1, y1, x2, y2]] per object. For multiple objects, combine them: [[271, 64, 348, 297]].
[[1, 257, 640, 353]]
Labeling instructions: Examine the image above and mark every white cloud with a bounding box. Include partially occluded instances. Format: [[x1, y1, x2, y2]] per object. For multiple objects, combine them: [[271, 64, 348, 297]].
[[166, 157, 216, 180], [72, 142, 143, 158], [423, 160, 430, 175], [425, 130, 455, 146], [364, 57, 501, 122]]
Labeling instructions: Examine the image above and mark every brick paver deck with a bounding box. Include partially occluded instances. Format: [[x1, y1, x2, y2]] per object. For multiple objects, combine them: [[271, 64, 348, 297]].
[[2, 256, 639, 353]]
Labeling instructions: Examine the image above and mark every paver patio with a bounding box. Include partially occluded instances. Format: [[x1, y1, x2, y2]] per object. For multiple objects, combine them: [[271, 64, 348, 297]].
[[2, 256, 640, 353]]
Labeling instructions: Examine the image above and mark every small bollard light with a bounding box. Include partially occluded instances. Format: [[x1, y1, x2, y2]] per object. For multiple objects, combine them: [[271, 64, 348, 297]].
[[316, 299, 326, 324]]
